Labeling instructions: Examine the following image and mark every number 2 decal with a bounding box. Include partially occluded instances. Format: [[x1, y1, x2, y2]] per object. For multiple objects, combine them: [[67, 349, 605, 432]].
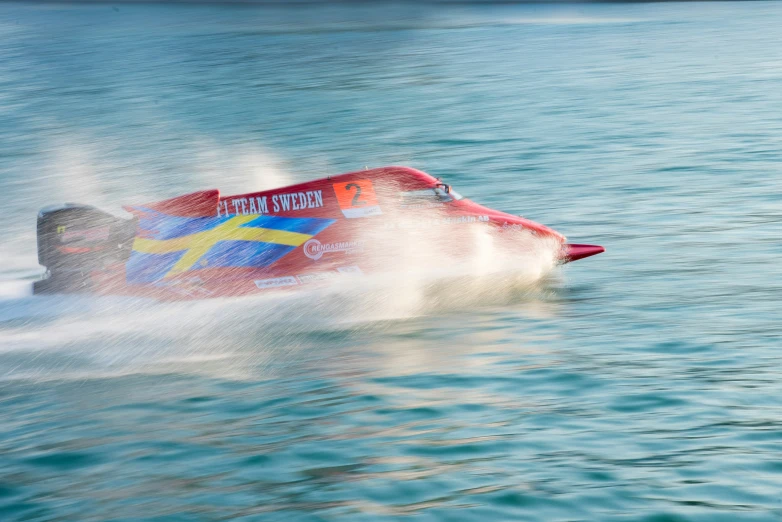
[[332, 179, 383, 218], [345, 183, 366, 206]]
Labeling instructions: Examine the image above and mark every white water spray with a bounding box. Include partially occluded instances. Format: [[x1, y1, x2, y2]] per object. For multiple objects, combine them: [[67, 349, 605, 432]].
[[0, 140, 563, 381]]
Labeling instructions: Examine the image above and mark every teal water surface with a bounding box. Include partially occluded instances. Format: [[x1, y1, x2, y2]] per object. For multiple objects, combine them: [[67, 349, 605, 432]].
[[1, 2, 782, 520]]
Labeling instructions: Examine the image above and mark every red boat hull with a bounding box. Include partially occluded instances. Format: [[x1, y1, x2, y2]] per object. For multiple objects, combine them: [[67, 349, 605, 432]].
[[36, 166, 603, 300]]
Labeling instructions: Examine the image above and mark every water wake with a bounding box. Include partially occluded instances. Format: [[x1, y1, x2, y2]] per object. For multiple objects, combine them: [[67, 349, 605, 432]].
[[0, 140, 562, 382]]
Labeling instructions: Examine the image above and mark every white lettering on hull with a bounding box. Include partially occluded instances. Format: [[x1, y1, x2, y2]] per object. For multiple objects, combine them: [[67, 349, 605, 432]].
[[219, 190, 323, 217], [254, 276, 299, 289], [303, 239, 362, 261], [271, 190, 324, 215]]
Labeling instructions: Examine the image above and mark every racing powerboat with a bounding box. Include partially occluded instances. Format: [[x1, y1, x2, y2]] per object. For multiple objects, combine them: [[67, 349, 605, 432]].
[[33, 166, 604, 299]]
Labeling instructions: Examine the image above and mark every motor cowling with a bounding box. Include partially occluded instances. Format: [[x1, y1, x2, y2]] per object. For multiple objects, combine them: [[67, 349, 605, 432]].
[[34, 204, 137, 294]]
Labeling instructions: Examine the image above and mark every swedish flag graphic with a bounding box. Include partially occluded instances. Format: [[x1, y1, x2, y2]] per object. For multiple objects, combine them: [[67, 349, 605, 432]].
[[125, 207, 335, 284]]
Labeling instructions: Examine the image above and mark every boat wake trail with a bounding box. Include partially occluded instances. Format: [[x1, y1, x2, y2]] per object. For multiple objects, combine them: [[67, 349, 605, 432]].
[[0, 140, 565, 382], [0, 226, 561, 383]]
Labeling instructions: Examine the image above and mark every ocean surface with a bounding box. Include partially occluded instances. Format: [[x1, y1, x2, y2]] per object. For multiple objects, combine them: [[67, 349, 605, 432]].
[[2, 1, 782, 520]]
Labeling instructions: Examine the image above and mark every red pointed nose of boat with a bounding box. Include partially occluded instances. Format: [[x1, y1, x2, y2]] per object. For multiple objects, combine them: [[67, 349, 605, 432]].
[[563, 243, 605, 263]]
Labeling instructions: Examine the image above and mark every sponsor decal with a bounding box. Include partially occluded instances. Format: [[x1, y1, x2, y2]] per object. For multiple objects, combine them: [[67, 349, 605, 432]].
[[384, 215, 489, 230], [399, 189, 450, 209], [332, 180, 382, 218], [336, 265, 363, 274], [297, 266, 363, 284], [502, 222, 524, 232], [60, 226, 112, 243], [218, 196, 269, 217], [272, 190, 324, 213], [502, 222, 535, 234], [218, 190, 324, 217], [303, 239, 362, 260], [297, 272, 338, 284], [254, 276, 299, 289], [443, 215, 489, 224]]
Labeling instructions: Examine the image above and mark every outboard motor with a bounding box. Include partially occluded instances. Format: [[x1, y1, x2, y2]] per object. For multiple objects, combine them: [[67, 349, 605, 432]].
[[34, 204, 137, 294]]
